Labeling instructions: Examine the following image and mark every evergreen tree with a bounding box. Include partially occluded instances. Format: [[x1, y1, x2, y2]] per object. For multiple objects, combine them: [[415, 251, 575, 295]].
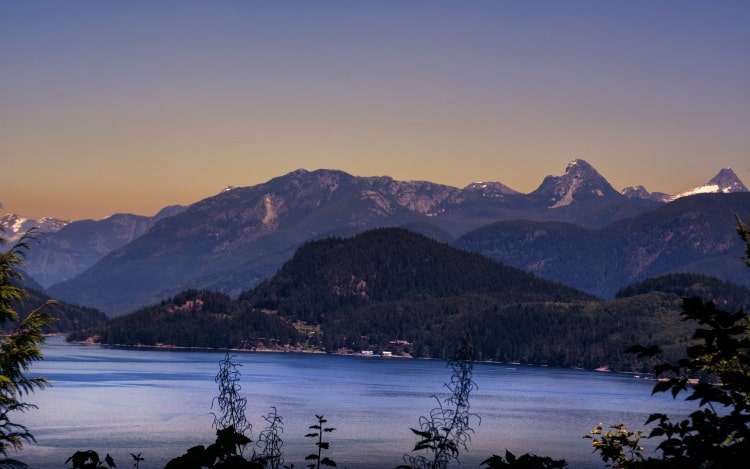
[[0, 223, 55, 462]]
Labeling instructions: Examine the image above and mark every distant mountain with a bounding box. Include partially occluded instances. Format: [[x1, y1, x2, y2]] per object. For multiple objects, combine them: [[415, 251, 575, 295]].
[[462, 180, 520, 197], [622, 167, 748, 202], [44, 162, 648, 315], [670, 167, 749, 200], [455, 193, 750, 298], [530, 159, 621, 208], [433, 159, 662, 231], [22, 205, 186, 288], [44, 162, 748, 316], [620, 185, 671, 202], [0, 213, 69, 241], [49, 170, 449, 315]]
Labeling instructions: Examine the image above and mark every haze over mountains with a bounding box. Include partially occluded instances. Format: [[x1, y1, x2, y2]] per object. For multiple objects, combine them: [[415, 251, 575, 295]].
[[3, 160, 749, 316]]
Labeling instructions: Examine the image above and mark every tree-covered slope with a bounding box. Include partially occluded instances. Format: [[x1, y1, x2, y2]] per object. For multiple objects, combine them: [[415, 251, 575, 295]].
[[5, 284, 108, 334], [616, 272, 750, 312], [239, 227, 598, 324], [68, 289, 300, 350], [455, 193, 750, 298]]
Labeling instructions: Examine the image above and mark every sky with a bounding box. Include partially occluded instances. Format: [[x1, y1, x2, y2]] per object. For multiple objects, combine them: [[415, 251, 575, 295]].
[[2, 0, 749, 221]]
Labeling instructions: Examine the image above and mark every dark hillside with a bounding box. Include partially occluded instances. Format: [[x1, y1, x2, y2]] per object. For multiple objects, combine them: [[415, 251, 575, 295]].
[[616, 272, 750, 312], [5, 284, 108, 334], [68, 289, 300, 349], [239, 228, 597, 325]]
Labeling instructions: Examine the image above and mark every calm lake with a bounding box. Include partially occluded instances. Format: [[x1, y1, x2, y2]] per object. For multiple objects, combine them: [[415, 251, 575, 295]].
[[16, 337, 698, 468]]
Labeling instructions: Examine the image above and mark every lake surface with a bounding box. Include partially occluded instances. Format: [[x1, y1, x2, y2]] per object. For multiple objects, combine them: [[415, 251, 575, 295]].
[[16, 337, 698, 468]]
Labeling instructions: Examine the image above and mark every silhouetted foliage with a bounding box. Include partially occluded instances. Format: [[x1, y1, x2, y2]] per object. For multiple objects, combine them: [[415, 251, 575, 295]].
[[401, 340, 479, 469], [65, 450, 116, 469], [164, 426, 258, 469], [255, 407, 284, 469], [624, 297, 750, 467], [481, 451, 567, 469], [0, 226, 55, 464], [304, 415, 336, 469], [212, 354, 252, 450]]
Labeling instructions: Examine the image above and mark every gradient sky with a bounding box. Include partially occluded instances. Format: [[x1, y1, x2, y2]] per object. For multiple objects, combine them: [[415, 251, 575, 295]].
[[2, 1, 749, 221]]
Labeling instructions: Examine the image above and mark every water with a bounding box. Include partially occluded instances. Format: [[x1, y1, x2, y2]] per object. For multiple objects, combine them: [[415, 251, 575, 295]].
[[16, 337, 697, 468]]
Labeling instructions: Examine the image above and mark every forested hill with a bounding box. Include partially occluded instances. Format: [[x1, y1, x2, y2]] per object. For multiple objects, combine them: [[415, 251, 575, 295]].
[[6, 285, 108, 334], [616, 272, 750, 312], [68, 227, 750, 371], [239, 227, 598, 324], [67, 289, 301, 350]]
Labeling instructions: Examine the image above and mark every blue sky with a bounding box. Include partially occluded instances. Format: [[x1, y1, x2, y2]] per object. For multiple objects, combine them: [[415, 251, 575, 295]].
[[2, 1, 748, 220]]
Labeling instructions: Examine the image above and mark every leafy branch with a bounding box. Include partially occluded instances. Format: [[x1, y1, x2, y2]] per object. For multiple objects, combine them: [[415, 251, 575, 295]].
[[304, 414, 336, 468]]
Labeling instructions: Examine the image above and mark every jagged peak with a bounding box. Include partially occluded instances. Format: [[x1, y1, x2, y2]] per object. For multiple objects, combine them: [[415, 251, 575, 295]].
[[707, 167, 748, 192], [531, 159, 620, 208], [565, 158, 595, 172], [670, 167, 749, 201], [621, 185, 650, 197]]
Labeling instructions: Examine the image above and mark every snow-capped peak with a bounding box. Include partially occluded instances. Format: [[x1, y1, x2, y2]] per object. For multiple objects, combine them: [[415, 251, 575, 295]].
[[463, 181, 519, 197], [669, 167, 748, 201], [1, 213, 70, 241], [531, 159, 620, 208]]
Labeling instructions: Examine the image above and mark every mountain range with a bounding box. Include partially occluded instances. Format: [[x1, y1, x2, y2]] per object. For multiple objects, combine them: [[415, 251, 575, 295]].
[[3, 160, 749, 316], [455, 192, 750, 298]]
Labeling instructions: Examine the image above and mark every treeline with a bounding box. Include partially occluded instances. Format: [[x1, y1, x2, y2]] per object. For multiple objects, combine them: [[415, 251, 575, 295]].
[[68, 289, 695, 371], [315, 292, 694, 371], [616, 272, 750, 310], [4, 284, 108, 334], [67, 289, 300, 349]]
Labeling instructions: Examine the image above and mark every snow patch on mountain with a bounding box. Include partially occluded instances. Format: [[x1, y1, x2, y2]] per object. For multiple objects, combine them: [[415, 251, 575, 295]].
[[549, 177, 581, 208], [669, 168, 748, 201], [262, 195, 278, 225], [532, 159, 618, 209], [464, 181, 519, 197], [1, 213, 70, 241]]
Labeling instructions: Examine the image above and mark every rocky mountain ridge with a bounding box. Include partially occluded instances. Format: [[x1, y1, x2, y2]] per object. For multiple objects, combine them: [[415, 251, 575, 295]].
[[455, 192, 750, 298], [620, 167, 747, 202], [19, 205, 186, 287], [3, 160, 748, 316], [0, 213, 70, 242]]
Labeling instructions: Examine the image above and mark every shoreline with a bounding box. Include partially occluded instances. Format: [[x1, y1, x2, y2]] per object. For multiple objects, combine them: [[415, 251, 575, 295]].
[[54, 335, 651, 376]]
